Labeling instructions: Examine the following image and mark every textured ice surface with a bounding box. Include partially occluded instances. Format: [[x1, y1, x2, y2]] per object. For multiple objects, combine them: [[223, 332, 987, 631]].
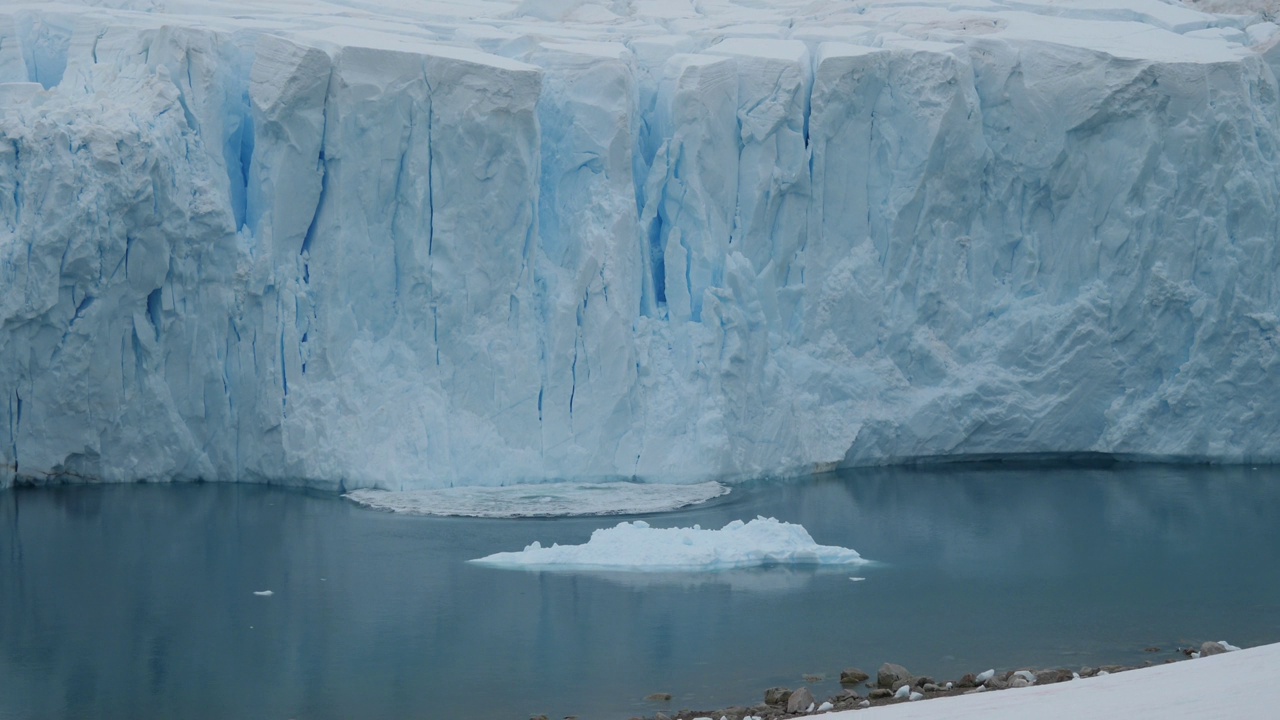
[[344, 481, 728, 517], [3, 1, 1280, 489], [470, 517, 867, 570]]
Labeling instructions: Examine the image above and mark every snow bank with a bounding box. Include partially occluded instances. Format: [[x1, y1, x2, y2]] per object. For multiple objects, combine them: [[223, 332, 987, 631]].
[[344, 481, 728, 517], [470, 517, 867, 570], [831, 641, 1280, 720]]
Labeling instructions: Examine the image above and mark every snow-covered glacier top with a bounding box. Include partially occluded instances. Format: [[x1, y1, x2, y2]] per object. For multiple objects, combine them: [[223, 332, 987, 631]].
[[2, 0, 1279, 490]]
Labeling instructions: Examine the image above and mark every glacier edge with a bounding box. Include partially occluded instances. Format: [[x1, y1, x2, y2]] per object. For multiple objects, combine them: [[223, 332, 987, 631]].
[[2, 0, 1280, 490]]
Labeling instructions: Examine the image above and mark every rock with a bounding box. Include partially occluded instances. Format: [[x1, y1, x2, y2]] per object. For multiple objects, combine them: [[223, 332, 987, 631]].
[[1035, 669, 1073, 685], [1012, 670, 1037, 684], [956, 673, 979, 688], [786, 687, 816, 714], [912, 676, 935, 688], [868, 688, 894, 700], [921, 683, 942, 692], [654, 715, 670, 720], [1080, 667, 1097, 677], [839, 668, 870, 685], [803, 674, 825, 684], [646, 693, 673, 702], [530, 716, 549, 720], [836, 688, 862, 700], [877, 663, 912, 689], [1201, 641, 1227, 657], [985, 677, 1009, 690], [1144, 647, 1161, 653], [764, 687, 792, 706]]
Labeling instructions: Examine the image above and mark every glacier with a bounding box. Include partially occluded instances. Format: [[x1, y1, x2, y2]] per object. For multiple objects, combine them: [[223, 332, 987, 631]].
[[2, 0, 1280, 490]]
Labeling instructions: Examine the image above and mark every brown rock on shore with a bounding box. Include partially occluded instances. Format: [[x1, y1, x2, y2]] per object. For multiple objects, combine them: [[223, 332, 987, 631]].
[[877, 662, 912, 688], [840, 668, 870, 685]]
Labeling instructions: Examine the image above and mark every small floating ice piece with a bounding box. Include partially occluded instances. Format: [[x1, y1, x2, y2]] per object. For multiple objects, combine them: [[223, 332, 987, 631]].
[[345, 481, 729, 517], [1013, 670, 1037, 684], [975, 669, 995, 683], [471, 517, 868, 571], [909, 691, 923, 701], [849, 576, 866, 581], [1219, 641, 1242, 652], [894, 685, 911, 699], [253, 590, 273, 596], [817, 701, 833, 711]]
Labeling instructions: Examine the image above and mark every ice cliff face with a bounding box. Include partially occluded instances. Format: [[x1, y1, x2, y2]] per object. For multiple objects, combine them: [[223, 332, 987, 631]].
[[2, 1, 1280, 489]]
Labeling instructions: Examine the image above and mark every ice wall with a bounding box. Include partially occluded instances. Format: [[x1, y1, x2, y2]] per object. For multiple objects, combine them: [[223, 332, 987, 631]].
[[2, 1, 1280, 489]]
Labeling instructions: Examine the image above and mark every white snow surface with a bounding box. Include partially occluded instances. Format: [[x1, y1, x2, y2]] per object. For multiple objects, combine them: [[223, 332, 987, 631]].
[[831, 641, 1280, 720], [469, 516, 867, 570], [4, 1, 1280, 489], [344, 480, 727, 517]]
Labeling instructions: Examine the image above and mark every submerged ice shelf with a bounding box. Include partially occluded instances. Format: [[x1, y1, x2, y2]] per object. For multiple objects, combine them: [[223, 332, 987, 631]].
[[3, 1, 1280, 490], [344, 481, 729, 517], [470, 517, 868, 571]]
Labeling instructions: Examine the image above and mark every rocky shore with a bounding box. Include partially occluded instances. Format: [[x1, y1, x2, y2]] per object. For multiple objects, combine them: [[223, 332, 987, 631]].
[[583, 640, 1243, 720]]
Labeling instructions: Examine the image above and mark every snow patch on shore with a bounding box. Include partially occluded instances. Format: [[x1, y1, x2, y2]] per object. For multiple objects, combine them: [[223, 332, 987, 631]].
[[345, 481, 729, 517], [470, 516, 868, 570]]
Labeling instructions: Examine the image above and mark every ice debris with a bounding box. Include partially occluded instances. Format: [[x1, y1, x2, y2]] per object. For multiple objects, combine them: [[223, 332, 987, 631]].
[[470, 517, 867, 571]]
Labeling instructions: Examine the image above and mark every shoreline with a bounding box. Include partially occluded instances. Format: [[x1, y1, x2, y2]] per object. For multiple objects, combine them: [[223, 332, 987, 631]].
[[615, 640, 1255, 720]]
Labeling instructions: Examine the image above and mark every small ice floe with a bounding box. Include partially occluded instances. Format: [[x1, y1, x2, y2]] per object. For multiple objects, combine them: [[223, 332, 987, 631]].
[[471, 517, 868, 571], [975, 668, 995, 683], [1097, 670, 1110, 676], [944, 681, 954, 690], [1219, 640, 1242, 652], [909, 691, 923, 701], [894, 685, 911, 699], [817, 701, 834, 711], [253, 590, 273, 596], [849, 576, 866, 581], [1013, 670, 1037, 684], [345, 481, 729, 518]]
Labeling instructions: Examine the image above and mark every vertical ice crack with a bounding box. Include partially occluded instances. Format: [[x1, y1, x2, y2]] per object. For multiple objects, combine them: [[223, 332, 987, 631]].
[[9, 390, 19, 475], [301, 96, 331, 256]]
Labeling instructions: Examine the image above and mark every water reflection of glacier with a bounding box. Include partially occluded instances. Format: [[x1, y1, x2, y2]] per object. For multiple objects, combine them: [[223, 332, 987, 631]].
[[550, 564, 870, 593]]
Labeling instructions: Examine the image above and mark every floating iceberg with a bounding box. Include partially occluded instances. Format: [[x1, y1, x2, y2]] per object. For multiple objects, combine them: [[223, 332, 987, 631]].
[[470, 516, 868, 571], [344, 481, 728, 518]]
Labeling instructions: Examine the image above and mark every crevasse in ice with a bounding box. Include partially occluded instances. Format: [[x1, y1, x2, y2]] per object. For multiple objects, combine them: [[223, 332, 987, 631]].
[[2, 1, 1279, 489]]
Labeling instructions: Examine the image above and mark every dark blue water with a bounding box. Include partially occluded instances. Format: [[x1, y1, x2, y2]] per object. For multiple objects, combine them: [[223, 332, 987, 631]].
[[2, 464, 1278, 720]]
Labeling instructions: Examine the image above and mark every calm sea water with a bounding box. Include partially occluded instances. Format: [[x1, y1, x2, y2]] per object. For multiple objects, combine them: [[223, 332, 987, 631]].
[[2, 464, 1278, 719]]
